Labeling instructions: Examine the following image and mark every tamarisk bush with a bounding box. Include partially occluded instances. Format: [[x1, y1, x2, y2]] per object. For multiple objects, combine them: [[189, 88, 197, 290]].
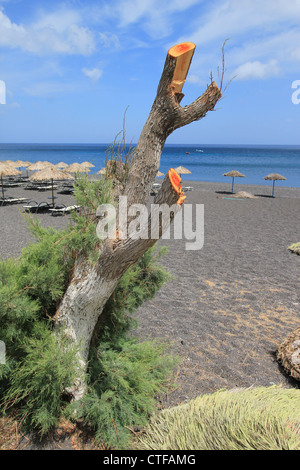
[[0, 171, 176, 448]]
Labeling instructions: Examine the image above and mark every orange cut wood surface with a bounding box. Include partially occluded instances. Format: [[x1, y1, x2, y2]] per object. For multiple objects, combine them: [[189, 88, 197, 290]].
[[168, 42, 196, 93]]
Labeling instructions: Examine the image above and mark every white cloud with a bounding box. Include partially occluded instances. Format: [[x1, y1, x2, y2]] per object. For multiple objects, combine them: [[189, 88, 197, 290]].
[[24, 81, 78, 97], [187, 74, 205, 85], [82, 67, 103, 81], [0, 8, 96, 55], [173, 0, 300, 81], [181, 0, 300, 47], [233, 60, 280, 80], [98, 32, 120, 48], [112, 0, 202, 37]]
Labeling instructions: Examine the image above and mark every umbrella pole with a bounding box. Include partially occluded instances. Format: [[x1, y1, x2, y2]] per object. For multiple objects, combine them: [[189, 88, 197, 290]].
[[1, 175, 4, 200], [51, 178, 55, 207], [232, 177, 234, 194], [272, 180, 275, 198]]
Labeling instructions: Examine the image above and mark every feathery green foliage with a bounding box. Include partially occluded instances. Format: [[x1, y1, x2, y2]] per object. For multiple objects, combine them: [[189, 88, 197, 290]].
[[137, 386, 300, 450], [66, 338, 177, 449], [3, 326, 80, 436], [0, 167, 175, 446]]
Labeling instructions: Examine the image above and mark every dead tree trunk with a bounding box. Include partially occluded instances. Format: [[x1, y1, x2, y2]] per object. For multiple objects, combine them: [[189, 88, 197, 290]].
[[55, 42, 222, 400]]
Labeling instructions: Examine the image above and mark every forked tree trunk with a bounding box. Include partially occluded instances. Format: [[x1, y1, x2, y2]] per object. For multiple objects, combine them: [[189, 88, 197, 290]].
[[55, 42, 222, 400]]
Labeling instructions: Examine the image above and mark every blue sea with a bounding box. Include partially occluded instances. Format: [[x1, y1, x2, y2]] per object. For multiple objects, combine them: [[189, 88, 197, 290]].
[[0, 143, 299, 188]]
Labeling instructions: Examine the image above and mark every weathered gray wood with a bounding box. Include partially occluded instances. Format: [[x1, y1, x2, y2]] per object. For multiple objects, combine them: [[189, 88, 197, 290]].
[[55, 43, 222, 400]]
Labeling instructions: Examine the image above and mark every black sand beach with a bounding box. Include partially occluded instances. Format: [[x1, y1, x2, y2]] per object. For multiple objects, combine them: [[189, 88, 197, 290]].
[[0, 179, 299, 418]]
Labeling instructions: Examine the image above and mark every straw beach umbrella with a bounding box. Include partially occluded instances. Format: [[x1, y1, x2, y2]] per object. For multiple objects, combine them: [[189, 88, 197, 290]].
[[30, 166, 74, 207], [174, 166, 192, 179], [66, 163, 90, 173], [263, 173, 286, 198], [81, 161, 95, 168], [157, 171, 164, 177], [27, 161, 52, 171], [56, 162, 68, 169], [223, 170, 245, 194], [11, 160, 29, 169], [97, 168, 106, 175], [0, 163, 21, 199]]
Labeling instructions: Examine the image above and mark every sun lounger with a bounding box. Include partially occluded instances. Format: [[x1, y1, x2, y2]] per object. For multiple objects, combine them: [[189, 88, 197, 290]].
[[57, 187, 74, 194], [2, 182, 21, 188], [23, 201, 52, 213], [37, 185, 58, 191], [49, 204, 80, 216], [183, 186, 193, 191], [0, 197, 29, 206]]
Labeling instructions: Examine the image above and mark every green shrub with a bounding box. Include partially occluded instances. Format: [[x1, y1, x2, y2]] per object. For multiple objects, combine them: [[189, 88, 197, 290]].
[[136, 386, 300, 450], [2, 326, 80, 436], [0, 172, 175, 446], [66, 338, 177, 449]]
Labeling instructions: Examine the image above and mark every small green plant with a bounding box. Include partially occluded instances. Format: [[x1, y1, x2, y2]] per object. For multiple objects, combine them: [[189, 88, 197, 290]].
[[136, 386, 300, 450]]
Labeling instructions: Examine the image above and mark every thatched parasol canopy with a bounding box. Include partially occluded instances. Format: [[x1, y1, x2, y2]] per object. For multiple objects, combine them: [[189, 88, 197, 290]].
[[56, 162, 68, 169], [174, 166, 191, 182], [9, 160, 29, 168], [175, 166, 192, 175], [30, 166, 73, 207], [27, 161, 52, 171], [223, 170, 245, 194], [0, 163, 22, 199], [263, 173, 286, 197], [66, 163, 90, 173], [0, 164, 21, 175], [223, 170, 246, 178], [81, 161, 95, 168], [157, 171, 164, 177], [263, 173, 287, 181], [97, 168, 106, 175], [1, 160, 16, 167]]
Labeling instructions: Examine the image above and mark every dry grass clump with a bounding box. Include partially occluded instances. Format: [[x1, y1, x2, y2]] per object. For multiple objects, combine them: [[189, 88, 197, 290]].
[[288, 242, 300, 255], [233, 191, 257, 199], [136, 386, 300, 450]]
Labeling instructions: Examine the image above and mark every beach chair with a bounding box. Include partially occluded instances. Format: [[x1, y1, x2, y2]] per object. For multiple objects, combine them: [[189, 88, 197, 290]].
[[23, 201, 52, 213], [37, 185, 58, 191], [2, 182, 20, 188], [0, 197, 29, 206], [183, 186, 194, 191], [49, 204, 81, 216], [57, 186, 74, 195]]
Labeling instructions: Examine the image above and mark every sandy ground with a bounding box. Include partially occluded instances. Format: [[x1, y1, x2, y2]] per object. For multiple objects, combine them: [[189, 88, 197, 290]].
[[0, 178, 299, 448], [134, 181, 300, 407]]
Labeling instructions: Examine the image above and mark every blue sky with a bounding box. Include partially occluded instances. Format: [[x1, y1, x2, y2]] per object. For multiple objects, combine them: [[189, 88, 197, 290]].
[[0, 0, 300, 145]]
